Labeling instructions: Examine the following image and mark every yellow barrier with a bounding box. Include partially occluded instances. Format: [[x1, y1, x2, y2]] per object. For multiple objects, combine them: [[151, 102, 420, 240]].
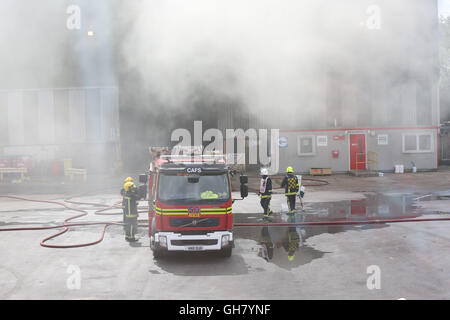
[[355, 152, 379, 171], [63, 159, 73, 176]]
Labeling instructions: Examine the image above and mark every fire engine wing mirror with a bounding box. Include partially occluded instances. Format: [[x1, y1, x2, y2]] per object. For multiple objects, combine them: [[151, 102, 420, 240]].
[[240, 175, 248, 185], [139, 174, 148, 184], [240, 184, 248, 199]]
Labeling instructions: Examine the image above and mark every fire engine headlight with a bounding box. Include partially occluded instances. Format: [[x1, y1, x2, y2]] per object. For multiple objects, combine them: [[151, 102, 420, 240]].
[[221, 235, 230, 247], [159, 236, 167, 248]]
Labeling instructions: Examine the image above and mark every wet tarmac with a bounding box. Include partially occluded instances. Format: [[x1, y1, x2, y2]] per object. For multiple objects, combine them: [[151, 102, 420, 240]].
[[232, 191, 450, 269], [1, 188, 450, 299]]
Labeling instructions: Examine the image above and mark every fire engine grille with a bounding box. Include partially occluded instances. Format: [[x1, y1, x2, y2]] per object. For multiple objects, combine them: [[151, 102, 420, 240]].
[[169, 218, 220, 228], [171, 239, 218, 246]]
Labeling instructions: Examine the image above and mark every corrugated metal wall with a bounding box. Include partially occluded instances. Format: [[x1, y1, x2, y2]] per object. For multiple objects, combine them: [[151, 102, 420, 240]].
[[0, 87, 119, 147], [0, 87, 120, 173]]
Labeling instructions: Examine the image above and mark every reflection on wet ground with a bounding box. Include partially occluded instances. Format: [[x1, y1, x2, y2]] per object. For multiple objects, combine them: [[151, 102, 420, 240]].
[[234, 192, 450, 268]]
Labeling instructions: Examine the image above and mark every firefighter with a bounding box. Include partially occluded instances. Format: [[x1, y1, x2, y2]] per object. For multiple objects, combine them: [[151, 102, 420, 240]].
[[201, 190, 219, 199], [258, 168, 273, 219], [281, 166, 299, 215], [121, 177, 140, 242], [120, 177, 134, 198]]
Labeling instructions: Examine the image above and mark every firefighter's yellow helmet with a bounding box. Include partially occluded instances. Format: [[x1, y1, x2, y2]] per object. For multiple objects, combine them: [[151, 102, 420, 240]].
[[124, 181, 135, 192], [125, 177, 134, 183], [286, 166, 294, 173]]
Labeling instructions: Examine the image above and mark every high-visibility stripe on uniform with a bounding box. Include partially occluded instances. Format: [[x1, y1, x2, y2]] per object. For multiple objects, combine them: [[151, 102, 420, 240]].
[[124, 197, 138, 218]]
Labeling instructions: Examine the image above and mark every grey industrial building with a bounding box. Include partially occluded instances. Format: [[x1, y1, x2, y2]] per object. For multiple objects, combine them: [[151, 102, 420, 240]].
[[0, 0, 444, 175], [0, 87, 120, 174], [215, 0, 441, 173]]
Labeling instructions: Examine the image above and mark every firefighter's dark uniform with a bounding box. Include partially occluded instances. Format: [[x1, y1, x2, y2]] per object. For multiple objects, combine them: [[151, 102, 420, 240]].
[[281, 171, 299, 215], [259, 175, 273, 218], [121, 183, 140, 242]]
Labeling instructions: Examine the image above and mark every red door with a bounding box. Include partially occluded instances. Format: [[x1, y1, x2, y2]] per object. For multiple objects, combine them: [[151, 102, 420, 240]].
[[350, 134, 366, 170]]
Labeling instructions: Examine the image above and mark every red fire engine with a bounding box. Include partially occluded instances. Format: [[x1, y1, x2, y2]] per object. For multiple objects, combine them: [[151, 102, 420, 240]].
[[140, 148, 248, 259]]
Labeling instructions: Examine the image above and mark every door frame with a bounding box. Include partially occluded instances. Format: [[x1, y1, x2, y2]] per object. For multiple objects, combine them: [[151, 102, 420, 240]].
[[348, 132, 367, 171]]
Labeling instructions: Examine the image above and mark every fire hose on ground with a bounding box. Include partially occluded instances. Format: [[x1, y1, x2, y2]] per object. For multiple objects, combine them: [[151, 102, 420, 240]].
[[1, 195, 450, 249], [0, 195, 147, 249]]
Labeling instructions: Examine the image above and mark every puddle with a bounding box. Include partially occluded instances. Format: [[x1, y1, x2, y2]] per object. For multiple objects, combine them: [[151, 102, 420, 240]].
[[415, 193, 450, 202], [233, 192, 448, 268], [234, 215, 332, 269], [413, 192, 450, 213]]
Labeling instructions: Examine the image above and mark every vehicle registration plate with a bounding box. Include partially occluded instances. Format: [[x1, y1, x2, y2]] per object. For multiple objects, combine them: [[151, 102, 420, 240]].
[[188, 212, 200, 218], [185, 246, 204, 251]]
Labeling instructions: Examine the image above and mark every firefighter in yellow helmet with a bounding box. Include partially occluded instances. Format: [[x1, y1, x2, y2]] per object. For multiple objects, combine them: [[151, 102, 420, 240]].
[[281, 167, 299, 215], [121, 177, 140, 242], [124, 177, 134, 183]]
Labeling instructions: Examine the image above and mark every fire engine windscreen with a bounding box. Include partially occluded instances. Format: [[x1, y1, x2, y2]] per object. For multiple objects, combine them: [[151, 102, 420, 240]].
[[158, 173, 230, 204]]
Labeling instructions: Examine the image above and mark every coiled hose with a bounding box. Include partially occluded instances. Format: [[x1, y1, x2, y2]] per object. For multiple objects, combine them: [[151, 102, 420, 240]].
[[0, 195, 140, 248]]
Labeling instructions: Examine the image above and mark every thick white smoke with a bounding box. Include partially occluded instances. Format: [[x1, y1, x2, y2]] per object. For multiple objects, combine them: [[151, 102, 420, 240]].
[[120, 0, 330, 125], [0, 0, 71, 88], [119, 0, 434, 130]]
